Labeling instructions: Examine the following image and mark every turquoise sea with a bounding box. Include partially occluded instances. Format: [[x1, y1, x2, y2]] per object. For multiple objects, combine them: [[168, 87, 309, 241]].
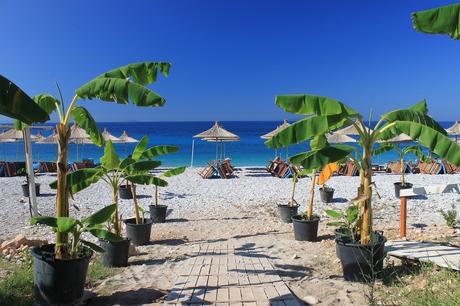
[[0, 121, 456, 167]]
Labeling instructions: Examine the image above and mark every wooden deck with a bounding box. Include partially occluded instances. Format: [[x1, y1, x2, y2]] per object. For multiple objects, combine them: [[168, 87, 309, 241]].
[[386, 240, 460, 271], [164, 243, 301, 305]]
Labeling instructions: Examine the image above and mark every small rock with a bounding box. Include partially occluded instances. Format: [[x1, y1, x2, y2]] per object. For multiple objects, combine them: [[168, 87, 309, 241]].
[[129, 244, 139, 256], [292, 254, 299, 259], [302, 295, 319, 305]]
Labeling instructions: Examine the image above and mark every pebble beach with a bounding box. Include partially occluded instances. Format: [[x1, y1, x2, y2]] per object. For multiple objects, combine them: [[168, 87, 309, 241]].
[[1, 168, 459, 305]]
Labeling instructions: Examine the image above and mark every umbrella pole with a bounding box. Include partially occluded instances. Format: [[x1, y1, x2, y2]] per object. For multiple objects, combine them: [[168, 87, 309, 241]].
[[22, 128, 38, 216], [215, 142, 218, 161], [286, 147, 289, 160], [191, 139, 195, 168]]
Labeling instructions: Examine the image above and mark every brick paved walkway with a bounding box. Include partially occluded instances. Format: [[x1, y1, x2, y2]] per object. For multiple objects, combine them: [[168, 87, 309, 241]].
[[164, 243, 301, 305]]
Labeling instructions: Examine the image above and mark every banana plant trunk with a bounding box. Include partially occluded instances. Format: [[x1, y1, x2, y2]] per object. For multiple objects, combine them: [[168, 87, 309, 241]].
[[307, 171, 316, 220], [290, 174, 297, 207], [400, 157, 406, 185], [112, 187, 121, 236], [131, 182, 141, 224], [55, 123, 71, 258], [154, 185, 158, 206], [360, 150, 373, 244]]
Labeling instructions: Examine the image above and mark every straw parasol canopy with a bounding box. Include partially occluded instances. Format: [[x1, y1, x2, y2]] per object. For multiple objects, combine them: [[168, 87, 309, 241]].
[[334, 122, 373, 135], [194, 121, 240, 141], [326, 133, 356, 144], [386, 133, 412, 143], [102, 128, 122, 143], [0, 128, 44, 141], [118, 131, 139, 143], [193, 121, 240, 160], [260, 120, 290, 139], [446, 121, 460, 136]]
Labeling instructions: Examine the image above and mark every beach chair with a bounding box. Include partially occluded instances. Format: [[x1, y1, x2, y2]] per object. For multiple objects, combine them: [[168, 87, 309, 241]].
[[199, 161, 219, 179], [275, 162, 290, 178], [418, 160, 444, 174], [266, 156, 281, 174], [221, 159, 235, 176], [386, 161, 411, 174], [340, 160, 358, 176], [441, 160, 460, 174]]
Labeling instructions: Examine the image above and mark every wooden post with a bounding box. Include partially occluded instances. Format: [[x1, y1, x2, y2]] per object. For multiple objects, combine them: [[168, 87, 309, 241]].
[[400, 196, 407, 239], [23, 128, 38, 216]]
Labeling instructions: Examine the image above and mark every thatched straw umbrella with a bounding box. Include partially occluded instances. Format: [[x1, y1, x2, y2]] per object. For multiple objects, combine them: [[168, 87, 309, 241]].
[[446, 121, 460, 141], [261, 120, 291, 159], [102, 128, 122, 143], [193, 121, 240, 166]]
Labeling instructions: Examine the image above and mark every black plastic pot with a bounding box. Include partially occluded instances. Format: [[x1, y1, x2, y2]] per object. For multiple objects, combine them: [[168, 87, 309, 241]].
[[319, 188, 334, 203], [31, 244, 92, 306], [149, 205, 167, 223], [119, 184, 133, 200], [124, 218, 153, 246], [336, 232, 386, 282], [394, 182, 413, 198], [99, 238, 130, 267], [277, 204, 299, 223], [291, 215, 320, 241], [22, 183, 40, 197]]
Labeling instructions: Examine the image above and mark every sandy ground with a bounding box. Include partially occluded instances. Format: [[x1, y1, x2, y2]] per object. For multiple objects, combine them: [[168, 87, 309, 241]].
[[1, 168, 460, 305]]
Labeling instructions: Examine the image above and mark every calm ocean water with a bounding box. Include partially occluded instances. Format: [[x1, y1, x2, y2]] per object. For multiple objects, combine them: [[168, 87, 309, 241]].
[[0, 121, 456, 167]]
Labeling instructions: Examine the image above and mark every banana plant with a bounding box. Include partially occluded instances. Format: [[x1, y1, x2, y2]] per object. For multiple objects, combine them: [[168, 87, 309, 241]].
[[152, 166, 186, 207], [266, 96, 460, 244], [36, 62, 170, 258], [374, 142, 429, 186], [53, 138, 179, 236], [412, 3, 460, 39], [31, 204, 122, 258], [0, 75, 50, 124]]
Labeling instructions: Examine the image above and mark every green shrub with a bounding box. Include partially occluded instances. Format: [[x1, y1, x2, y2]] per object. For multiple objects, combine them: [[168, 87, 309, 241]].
[[439, 204, 458, 228]]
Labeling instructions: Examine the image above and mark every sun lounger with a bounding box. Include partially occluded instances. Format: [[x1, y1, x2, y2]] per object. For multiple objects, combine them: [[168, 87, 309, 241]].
[[266, 156, 281, 174], [442, 159, 460, 174], [418, 160, 445, 174], [386, 161, 411, 174], [37, 162, 58, 173], [339, 160, 358, 176]]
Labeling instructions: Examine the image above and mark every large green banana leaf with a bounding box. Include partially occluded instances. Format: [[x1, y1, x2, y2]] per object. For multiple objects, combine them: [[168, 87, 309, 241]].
[[72, 106, 104, 146], [0, 75, 50, 124], [162, 166, 186, 177], [100, 141, 121, 170], [124, 160, 161, 174], [275, 94, 358, 116], [50, 168, 102, 194], [409, 100, 428, 114], [381, 109, 446, 135], [14, 94, 60, 130], [372, 143, 394, 156], [412, 3, 460, 39], [92, 62, 170, 85], [132, 136, 149, 160], [82, 204, 117, 225], [142, 145, 180, 159], [289, 145, 355, 170], [265, 115, 349, 148], [125, 174, 168, 186], [380, 121, 460, 166], [76, 78, 165, 107]]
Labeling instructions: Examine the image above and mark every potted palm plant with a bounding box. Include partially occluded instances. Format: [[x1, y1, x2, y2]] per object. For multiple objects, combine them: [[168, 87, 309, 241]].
[[277, 171, 300, 223], [25, 62, 170, 303], [30, 205, 121, 305], [141, 141, 185, 223], [319, 184, 334, 203], [266, 95, 460, 281], [63, 137, 180, 254], [17, 167, 41, 197], [375, 141, 428, 198]]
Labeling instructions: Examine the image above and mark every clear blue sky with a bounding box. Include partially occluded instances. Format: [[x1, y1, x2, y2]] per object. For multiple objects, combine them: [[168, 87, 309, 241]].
[[0, 0, 459, 122]]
